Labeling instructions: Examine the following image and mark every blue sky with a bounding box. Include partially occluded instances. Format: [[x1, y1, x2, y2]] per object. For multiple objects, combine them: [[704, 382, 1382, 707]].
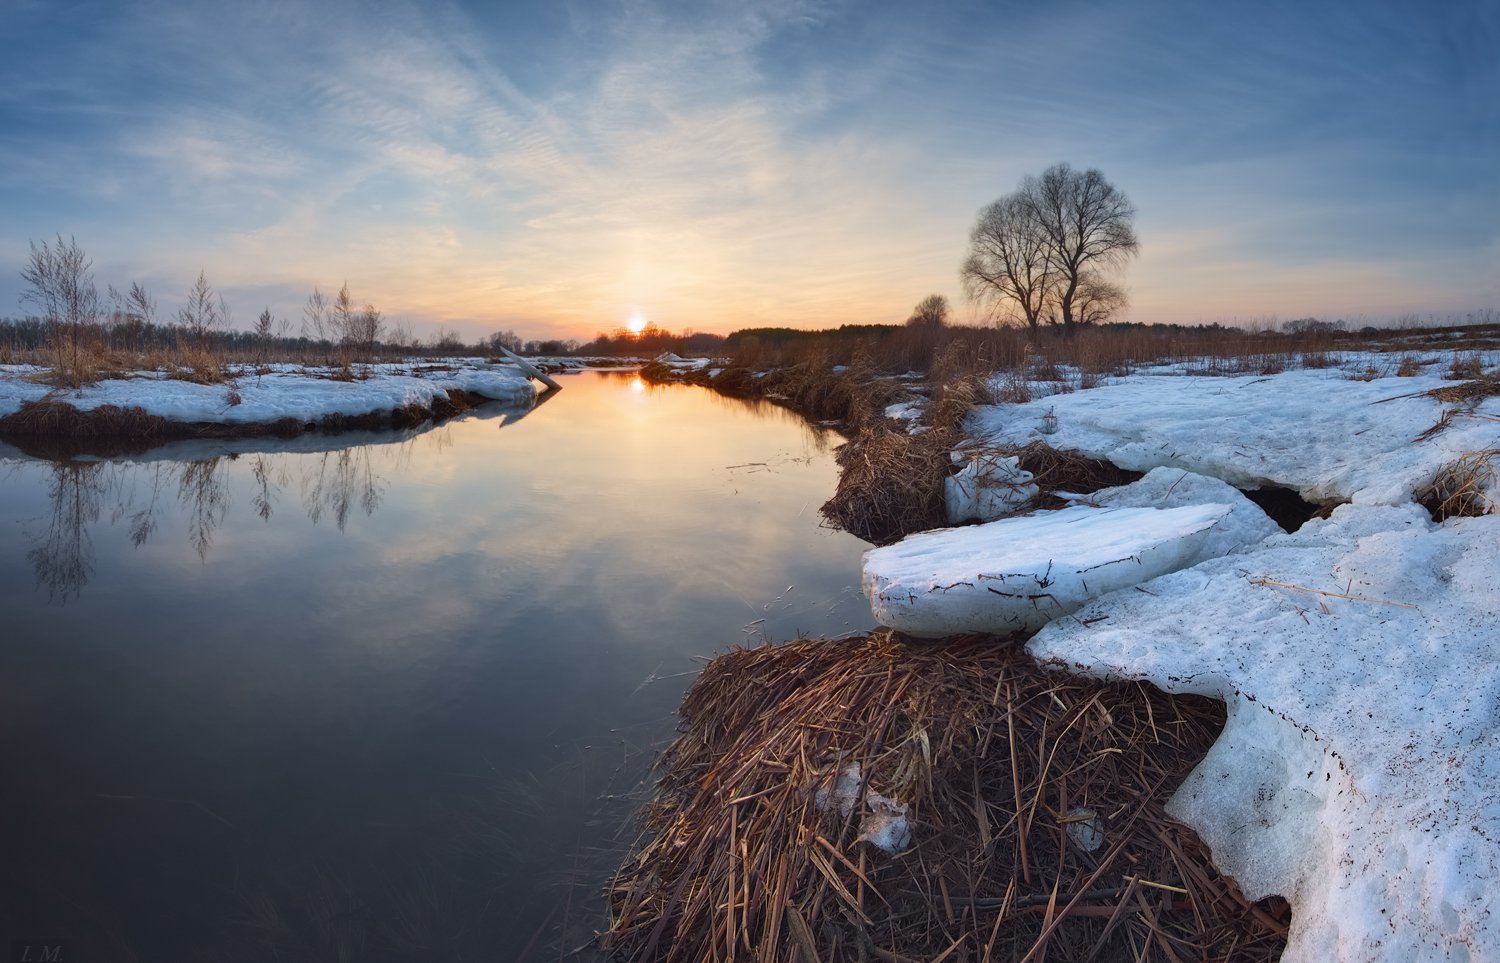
[[1, 0, 1495, 341]]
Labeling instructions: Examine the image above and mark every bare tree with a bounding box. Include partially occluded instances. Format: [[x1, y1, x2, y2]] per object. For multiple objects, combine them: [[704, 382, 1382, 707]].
[[960, 194, 1054, 333], [255, 308, 275, 340], [177, 270, 224, 343], [1072, 273, 1127, 327], [485, 329, 523, 353], [20, 235, 100, 382], [303, 288, 330, 341], [104, 281, 155, 355], [327, 283, 383, 360], [126, 281, 157, 327], [905, 293, 949, 328], [351, 303, 383, 360], [962, 164, 1138, 334], [332, 283, 356, 345], [1026, 163, 1138, 332]]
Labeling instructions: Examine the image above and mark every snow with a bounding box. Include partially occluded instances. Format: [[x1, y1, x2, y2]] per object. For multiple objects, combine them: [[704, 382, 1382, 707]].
[[884, 401, 923, 424], [1029, 504, 1499, 963], [1062, 466, 1283, 561], [0, 363, 535, 426], [813, 761, 912, 853], [861, 363, 1500, 961], [653, 353, 712, 370], [863, 502, 1233, 637], [970, 367, 1499, 506], [944, 449, 1037, 524]]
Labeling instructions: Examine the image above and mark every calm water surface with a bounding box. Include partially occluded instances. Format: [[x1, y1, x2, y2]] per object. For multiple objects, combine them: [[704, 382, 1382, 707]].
[[0, 370, 874, 961]]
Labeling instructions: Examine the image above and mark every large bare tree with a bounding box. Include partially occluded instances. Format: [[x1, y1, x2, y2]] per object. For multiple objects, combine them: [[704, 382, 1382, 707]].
[[962, 164, 1138, 334], [960, 195, 1054, 333]]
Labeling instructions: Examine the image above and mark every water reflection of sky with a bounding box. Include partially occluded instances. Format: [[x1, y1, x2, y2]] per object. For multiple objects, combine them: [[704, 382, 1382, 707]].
[[0, 371, 875, 961]]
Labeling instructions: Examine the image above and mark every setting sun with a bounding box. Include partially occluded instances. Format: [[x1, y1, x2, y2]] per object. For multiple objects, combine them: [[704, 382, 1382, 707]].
[[627, 311, 648, 335]]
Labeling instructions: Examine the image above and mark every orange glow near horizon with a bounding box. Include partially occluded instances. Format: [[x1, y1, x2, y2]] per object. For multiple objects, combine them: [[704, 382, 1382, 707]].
[[627, 311, 648, 335]]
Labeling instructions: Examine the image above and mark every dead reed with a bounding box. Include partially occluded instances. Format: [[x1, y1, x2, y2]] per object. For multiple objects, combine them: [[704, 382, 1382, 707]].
[[1010, 443, 1143, 511], [1416, 450, 1498, 520], [822, 425, 955, 543], [604, 632, 1289, 963], [0, 399, 172, 438], [823, 431, 1141, 546]]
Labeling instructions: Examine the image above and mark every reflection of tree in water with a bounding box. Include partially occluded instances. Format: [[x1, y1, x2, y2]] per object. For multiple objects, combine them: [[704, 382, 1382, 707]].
[[250, 455, 280, 521], [177, 458, 230, 560], [121, 464, 168, 548], [301, 448, 384, 532], [21, 442, 397, 598], [28, 460, 109, 600]]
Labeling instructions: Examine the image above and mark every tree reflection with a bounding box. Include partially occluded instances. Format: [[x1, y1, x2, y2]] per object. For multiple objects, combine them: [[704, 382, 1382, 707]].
[[18, 441, 400, 599], [28, 461, 108, 600], [177, 458, 230, 560], [301, 448, 384, 532]]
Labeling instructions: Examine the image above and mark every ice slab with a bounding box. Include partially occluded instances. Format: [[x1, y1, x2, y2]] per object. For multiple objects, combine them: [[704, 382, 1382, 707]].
[[945, 451, 1038, 524], [863, 502, 1232, 637], [1028, 503, 1500, 962], [1065, 466, 1282, 559]]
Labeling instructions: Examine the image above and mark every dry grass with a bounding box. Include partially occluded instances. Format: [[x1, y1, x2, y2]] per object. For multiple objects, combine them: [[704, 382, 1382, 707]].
[[822, 426, 955, 543], [604, 632, 1289, 963], [1010, 443, 1143, 511], [823, 431, 1141, 546], [169, 343, 228, 384], [0, 388, 488, 448], [0, 398, 172, 438], [1416, 450, 1498, 520]]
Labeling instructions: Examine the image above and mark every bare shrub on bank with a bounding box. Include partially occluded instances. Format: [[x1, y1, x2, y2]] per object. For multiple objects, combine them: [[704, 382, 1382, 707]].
[[20, 235, 103, 386]]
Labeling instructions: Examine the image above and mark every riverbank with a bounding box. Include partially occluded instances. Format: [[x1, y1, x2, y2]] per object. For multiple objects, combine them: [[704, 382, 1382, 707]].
[[612, 351, 1499, 962], [0, 361, 542, 447]]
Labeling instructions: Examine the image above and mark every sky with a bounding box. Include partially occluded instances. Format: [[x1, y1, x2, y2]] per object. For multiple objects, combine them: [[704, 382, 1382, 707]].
[[1, 0, 1496, 343]]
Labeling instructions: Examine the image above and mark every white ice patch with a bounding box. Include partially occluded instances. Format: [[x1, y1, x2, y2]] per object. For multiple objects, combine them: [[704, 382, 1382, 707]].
[[855, 792, 911, 853], [863, 502, 1232, 637], [1065, 467, 1282, 558], [944, 450, 1038, 524], [815, 762, 864, 818], [884, 401, 923, 425], [1028, 503, 1500, 963], [969, 367, 1499, 506], [813, 762, 911, 853]]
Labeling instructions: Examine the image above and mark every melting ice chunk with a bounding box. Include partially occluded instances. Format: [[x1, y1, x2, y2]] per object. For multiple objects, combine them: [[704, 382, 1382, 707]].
[[945, 451, 1039, 524], [863, 503, 1232, 637]]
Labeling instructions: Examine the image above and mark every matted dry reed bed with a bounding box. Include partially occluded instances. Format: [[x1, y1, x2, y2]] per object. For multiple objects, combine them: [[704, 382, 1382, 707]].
[[605, 632, 1288, 963]]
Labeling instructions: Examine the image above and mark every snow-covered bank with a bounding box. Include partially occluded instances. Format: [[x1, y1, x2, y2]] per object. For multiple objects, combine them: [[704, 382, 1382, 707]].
[[0, 362, 537, 433], [1031, 504, 1498, 962], [861, 364, 1499, 962], [971, 367, 1498, 505]]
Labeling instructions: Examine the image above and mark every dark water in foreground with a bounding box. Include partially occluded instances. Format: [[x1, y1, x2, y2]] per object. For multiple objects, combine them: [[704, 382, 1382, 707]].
[[0, 371, 875, 961]]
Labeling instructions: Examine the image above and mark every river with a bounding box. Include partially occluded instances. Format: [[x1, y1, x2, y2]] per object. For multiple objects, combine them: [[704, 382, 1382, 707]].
[[0, 369, 875, 961]]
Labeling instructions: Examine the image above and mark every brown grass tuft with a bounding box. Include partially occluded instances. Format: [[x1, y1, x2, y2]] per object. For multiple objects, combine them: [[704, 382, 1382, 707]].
[[604, 633, 1289, 963], [822, 426, 954, 543], [1395, 355, 1423, 377], [1416, 450, 1498, 520]]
